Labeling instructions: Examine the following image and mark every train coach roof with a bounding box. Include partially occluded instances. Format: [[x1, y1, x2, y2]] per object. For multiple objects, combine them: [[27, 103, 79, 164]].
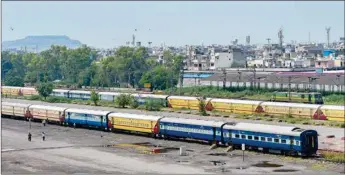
[[66, 108, 112, 116], [98, 92, 124, 95], [131, 94, 169, 99], [69, 90, 91, 94], [320, 105, 344, 110], [168, 96, 199, 100], [53, 89, 70, 93], [21, 87, 36, 90], [29, 105, 67, 111], [2, 86, 21, 89], [1, 102, 31, 108], [160, 117, 225, 127], [224, 122, 303, 136], [261, 102, 321, 108], [108, 112, 162, 121], [210, 98, 263, 104]]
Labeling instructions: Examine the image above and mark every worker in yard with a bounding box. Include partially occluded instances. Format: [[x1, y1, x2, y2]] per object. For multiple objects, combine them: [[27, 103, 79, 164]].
[[42, 119, 46, 127], [42, 132, 45, 141], [73, 123, 76, 129], [28, 132, 32, 142]]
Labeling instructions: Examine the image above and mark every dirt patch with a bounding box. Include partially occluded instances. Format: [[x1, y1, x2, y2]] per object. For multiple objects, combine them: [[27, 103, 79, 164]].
[[273, 169, 299, 172], [252, 161, 283, 168]]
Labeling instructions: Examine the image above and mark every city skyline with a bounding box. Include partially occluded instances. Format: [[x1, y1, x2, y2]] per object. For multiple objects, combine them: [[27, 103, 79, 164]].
[[2, 1, 344, 48]]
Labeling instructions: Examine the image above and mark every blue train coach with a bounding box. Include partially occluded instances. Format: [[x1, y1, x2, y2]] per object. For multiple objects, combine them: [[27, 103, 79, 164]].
[[223, 123, 318, 156], [64, 108, 112, 131]]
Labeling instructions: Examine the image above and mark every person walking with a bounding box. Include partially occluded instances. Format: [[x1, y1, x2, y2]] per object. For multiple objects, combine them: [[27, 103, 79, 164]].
[[28, 132, 32, 142], [42, 132, 45, 141], [42, 119, 46, 127]]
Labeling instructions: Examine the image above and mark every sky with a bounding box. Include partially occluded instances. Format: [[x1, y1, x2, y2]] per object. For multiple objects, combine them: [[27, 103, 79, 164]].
[[2, 1, 344, 48]]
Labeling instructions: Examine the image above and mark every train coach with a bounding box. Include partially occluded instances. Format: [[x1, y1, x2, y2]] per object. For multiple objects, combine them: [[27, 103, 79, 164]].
[[1, 102, 31, 119], [64, 108, 112, 131], [205, 98, 264, 114], [167, 96, 201, 110], [28, 105, 67, 124], [108, 112, 162, 136]]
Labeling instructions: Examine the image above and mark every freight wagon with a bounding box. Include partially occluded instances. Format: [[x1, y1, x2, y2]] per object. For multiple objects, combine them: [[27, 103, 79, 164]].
[[20, 87, 39, 96], [2, 86, 21, 96], [319, 105, 345, 122], [167, 96, 201, 110], [131, 94, 169, 107], [260, 102, 324, 119], [1, 102, 31, 118], [270, 92, 324, 104]]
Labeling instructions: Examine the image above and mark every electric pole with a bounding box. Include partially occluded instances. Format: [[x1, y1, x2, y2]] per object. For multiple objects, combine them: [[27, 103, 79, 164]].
[[222, 68, 227, 89]]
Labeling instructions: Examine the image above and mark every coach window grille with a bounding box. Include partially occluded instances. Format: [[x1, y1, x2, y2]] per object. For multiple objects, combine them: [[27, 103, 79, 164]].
[[254, 136, 259, 141], [235, 134, 240, 138], [274, 138, 279, 143], [260, 137, 265, 141], [241, 135, 246, 139], [281, 139, 287, 144], [248, 136, 253, 140], [267, 138, 272, 142]]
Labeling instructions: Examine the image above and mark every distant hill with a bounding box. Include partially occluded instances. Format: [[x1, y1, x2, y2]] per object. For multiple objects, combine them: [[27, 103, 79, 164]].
[[2, 35, 83, 52]]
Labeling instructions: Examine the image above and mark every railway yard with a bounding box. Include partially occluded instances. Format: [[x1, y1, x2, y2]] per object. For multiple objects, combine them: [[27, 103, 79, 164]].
[[2, 118, 344, 174], [1, 98, 345, 174]]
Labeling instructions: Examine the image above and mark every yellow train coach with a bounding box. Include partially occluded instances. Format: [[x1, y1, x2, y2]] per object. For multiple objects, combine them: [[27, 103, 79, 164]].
[[108, 112, 163, 136], [260, 102, 324, 119], [1, 102, 31, 118], [206, 99, 264, 114], [167, 96, 201, 110], [320, 105, 345, 122], [2, 86, 21, 96]]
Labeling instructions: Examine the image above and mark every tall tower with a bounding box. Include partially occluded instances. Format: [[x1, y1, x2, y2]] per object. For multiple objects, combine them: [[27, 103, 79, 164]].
[[278, 28, 284, 48], [326, 27, 331, 48], [246, 36, 250, 46], [132, 34, 136, 47], [266, 38, 271, 45]]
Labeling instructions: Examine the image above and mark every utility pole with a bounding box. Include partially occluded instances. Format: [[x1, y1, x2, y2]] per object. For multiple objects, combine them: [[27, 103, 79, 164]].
[[288, 76, 292, 102], [222, 68, 227, 89]]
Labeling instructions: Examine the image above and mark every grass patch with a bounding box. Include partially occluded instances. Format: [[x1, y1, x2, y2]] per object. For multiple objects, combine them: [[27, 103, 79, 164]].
[[311, 163, 326, 170], [321, 151, 345, 163]]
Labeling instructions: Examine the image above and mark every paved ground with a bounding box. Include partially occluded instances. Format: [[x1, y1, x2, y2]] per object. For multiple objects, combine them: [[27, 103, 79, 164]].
[[2, 98, 344, 152], [1, 118, 344, 175]]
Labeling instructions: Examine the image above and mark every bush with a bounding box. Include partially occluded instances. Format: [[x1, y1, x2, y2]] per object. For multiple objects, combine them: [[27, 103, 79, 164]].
[[130, 97, 139, 109], [45, 96, 69, 103], [145, 99, 162, 111], [90, 90, 99, 106], [27, 95, 41, 100], [137, 105, 146, 110], [115, 94, 131, 108], [322, 151, 345, 163], [198, 97, 207, 116]]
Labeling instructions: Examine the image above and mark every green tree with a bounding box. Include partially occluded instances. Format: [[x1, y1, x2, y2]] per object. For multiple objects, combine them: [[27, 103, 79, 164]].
[[36, 82, 54, 100], [115, 94, 131, 108], [90, 90, 99, 106], [139, 66, 174, 90], [4, 70, 24, 87], [198, 97, 208, 116]]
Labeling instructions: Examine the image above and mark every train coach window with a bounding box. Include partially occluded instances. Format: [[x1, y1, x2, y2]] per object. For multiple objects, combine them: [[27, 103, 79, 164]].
[[248, 136, 253, 140], [235, 134, 240, 138], [241, 135, 246, 139], [260, 137, 265, 141], [295, 141, 300, 146], [267, 138, 272, 142], [281, 139, 287, 144], [274, 138, 279, 143], [254, 136, 259, 141]]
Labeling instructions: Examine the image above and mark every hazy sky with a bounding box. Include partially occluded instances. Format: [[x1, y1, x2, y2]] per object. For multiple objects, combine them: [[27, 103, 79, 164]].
[[2, 1, 344, 48]]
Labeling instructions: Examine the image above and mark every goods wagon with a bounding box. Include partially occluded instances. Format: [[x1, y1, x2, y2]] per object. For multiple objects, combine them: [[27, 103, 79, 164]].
[[131, 94, 169, 107], [2, 86, 21, 96], [69, 90, 91, 100], [1, 102, 31, 118], [223, 123, 318, 156], [261, 102, 324, 119], [206, 99, 264, 114], [271, 92, 324, 104], [320, 105, 345, 122], [108, 112, 162, 136], [167, 96, 201, 110], [64, 108, 112, 130], [20, 87, 39, 96], [51, 89, 70, 98], [158, 117, 225, 143], [29, 105, 67, 124]]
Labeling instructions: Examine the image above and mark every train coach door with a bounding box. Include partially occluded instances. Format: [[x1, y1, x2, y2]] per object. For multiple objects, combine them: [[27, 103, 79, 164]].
[[212, 127, 216, 143], [289, 136, 294, 151]]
